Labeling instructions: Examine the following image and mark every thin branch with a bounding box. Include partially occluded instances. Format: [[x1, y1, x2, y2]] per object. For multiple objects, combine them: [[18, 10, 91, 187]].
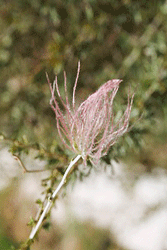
[[29, 154, 82, 240], [13, 155, 47, 173], [72, 61, 80, 110]]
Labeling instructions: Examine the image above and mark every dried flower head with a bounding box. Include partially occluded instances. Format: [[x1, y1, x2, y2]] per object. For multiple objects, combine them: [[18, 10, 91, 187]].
[[47, 62, 134, 165]]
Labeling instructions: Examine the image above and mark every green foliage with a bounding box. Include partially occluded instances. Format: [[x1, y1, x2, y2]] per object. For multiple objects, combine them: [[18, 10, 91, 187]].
[[1, 0, 166, 150], [1, 0, 167, 248], [27, 217, 36, 228], [0, 0, 167, 191], [0, 234, 17, 250]]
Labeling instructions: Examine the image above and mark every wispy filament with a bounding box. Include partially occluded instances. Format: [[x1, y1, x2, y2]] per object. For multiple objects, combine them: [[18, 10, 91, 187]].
[[47, 63, 134, 164]]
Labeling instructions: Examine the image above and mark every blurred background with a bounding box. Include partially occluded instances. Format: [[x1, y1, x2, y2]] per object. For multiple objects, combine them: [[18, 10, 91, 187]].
[[0, 0, 167, 249]]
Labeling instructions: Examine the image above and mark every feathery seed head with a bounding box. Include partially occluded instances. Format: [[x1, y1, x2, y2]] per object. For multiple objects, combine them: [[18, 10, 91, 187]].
[[47, 62, 134, 165]]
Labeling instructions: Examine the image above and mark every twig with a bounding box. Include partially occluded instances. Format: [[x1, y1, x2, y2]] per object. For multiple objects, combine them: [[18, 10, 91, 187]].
[[29, 154, 82, 240], [13, 155, 47, 173]]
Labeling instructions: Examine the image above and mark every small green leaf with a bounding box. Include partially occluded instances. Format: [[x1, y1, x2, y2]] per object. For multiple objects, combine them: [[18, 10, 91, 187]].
[[27, 217, 35, 227], [36, 199, 43, 206]]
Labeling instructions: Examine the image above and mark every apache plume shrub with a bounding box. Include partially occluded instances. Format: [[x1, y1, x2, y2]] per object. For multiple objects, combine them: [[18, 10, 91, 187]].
[[23, 63, 134, 245], [47, 62, 134, 165]]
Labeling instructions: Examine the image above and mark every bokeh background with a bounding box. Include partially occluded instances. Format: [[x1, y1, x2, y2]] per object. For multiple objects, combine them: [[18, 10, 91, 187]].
[[0, 0, 167, 249]]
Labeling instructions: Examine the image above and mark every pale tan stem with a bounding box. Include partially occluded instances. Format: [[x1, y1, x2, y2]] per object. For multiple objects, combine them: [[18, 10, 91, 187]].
[[29, 154, 82, 240], [13, 155, 46, 173]]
